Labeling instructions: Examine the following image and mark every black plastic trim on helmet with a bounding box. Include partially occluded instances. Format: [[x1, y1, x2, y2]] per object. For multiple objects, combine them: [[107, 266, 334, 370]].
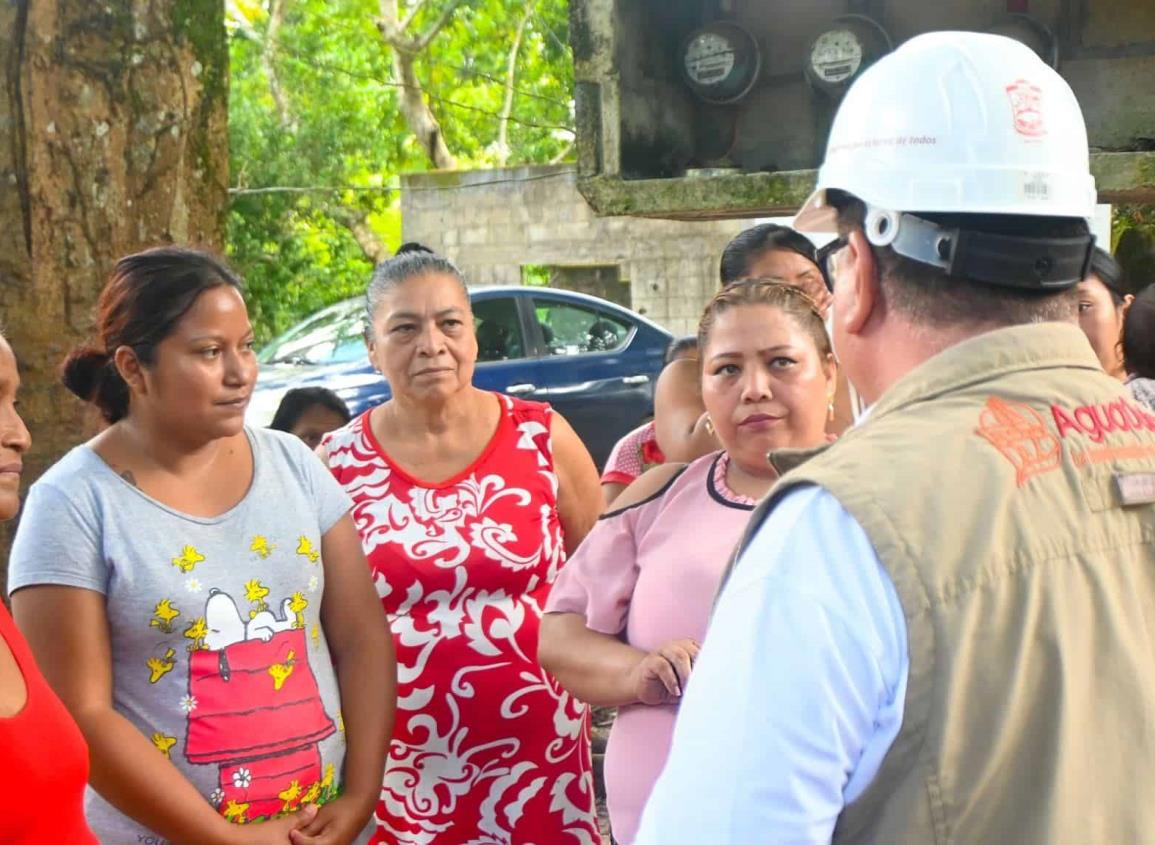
[[885, 212, 1095, 291]]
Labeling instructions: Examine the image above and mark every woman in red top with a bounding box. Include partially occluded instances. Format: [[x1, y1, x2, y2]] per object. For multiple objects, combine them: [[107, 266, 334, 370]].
[[0, 331, 96, 844], [321, 245, 604, 844]]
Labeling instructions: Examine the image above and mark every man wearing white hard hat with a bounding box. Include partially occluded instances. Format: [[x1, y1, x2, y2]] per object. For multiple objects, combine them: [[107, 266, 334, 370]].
[[636, 31, 1155, 844]]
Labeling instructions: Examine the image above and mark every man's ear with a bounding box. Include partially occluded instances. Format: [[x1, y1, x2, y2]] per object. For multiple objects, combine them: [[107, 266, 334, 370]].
[[841, 229, 881, 336], [113, 346, 146, 395]]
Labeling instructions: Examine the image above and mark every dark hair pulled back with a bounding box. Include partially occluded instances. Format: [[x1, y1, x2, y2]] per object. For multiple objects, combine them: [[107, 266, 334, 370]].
[[1088, 246, 1129, 305], [1123, 283, 1155, 379], [365, 243, 466, 324], [719, 224, 818, 286], [61, 247, 243, 423]]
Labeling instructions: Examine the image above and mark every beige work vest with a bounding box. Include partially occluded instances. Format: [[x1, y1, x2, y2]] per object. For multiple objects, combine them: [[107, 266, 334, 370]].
[[737, 323, 1155, 844]]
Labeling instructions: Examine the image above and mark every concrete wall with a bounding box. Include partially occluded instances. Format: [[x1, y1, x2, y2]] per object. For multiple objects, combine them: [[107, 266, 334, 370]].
[[400, 165, 748, 335]]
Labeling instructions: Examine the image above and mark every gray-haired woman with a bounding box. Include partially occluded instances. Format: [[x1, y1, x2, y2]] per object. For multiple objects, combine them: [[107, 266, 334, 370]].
[[319, 245, 603, 844]]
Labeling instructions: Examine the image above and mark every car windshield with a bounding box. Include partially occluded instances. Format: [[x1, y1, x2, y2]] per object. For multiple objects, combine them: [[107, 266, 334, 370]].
[[259, 300, 366, 366]]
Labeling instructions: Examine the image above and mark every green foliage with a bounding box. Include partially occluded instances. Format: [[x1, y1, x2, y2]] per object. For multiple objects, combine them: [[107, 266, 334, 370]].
[[227, 0, 575, 343], [1112, 205, 1155, 290], [175, 0, 229, 103], [521, 264, 551, 287]]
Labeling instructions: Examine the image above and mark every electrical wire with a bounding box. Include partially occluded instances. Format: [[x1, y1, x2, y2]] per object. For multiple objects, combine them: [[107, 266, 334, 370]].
[[228, 167, 578, 197], [275, 47, 574, 134]]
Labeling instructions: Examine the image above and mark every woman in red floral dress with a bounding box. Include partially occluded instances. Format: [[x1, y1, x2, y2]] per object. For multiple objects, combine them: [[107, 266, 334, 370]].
[[322, 246, 604, 845]]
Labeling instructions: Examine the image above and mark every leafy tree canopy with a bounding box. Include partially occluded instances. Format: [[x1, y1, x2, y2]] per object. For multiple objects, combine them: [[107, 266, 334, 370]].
[[226, 0, 574, 343]]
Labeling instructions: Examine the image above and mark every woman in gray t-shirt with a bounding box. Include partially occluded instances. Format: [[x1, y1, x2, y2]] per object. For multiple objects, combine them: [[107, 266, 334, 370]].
[[9, 248, 395, 845]]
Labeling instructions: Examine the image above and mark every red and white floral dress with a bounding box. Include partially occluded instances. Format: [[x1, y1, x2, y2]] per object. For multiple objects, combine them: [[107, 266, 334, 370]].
[[323, 395, 598, 845]]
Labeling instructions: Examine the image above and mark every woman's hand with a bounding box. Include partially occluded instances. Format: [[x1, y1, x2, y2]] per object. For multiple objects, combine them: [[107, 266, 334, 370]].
[[228, 804, 318, 845], [630, 639, 701, 706], [289, 795, 374, 845]]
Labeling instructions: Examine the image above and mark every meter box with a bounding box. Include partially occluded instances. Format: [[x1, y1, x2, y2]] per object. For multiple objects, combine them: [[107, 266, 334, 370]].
[[572, 0, 1155, 219]]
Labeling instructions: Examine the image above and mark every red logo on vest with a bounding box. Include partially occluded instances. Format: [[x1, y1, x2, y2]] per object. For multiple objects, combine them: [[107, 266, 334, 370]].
[[976, 397, 1061, 486], [1051, 399, 1155, 442], [1006, 79, 1046, 138]]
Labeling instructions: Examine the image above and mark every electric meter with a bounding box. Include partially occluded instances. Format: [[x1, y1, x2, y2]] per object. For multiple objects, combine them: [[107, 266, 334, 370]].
[[805, 15, 891, 98], [681, 22, 761, 105]]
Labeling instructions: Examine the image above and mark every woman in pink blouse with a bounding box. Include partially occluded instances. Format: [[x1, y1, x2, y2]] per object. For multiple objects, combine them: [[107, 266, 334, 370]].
[[539, 280, 836, 844]]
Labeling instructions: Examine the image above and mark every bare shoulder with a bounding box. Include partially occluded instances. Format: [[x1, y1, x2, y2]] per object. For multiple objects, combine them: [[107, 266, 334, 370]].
[[605, 462, 688, 515], [548, 408, 599, 483], [548, 406, 578, 433], [548, 408, 586, 456]]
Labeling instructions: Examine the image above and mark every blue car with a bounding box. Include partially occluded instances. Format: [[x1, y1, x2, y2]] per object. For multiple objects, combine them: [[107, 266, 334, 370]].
[[247, 286, 674, 469]]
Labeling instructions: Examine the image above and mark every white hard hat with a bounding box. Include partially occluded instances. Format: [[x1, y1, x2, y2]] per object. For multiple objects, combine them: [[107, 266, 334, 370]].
[[795, 31, 1097, 233]]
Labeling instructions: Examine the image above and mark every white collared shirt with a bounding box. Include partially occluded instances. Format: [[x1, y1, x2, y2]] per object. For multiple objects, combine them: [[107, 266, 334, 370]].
[[634, 484, 907, 844]]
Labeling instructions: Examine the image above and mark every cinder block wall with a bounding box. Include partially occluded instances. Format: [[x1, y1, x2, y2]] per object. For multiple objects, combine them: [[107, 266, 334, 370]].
[[401, 165, 748, 336]]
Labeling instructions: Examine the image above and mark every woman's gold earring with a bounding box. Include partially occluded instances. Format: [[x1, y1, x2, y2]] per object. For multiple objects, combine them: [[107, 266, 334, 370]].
[[704, 416, 715, 436], [827, 398, 835, 422]]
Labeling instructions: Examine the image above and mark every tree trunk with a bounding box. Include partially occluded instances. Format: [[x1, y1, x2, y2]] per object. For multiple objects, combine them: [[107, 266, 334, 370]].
[[0, 0, 228, 589], [376, 0, 459, 171], [261, 0, 294, 132], [392, 47, 457, 170], [496, 2, 535, 167]]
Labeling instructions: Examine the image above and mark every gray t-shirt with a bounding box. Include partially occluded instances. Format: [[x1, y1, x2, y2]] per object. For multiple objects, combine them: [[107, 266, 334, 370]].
[[9, 427, 355, 844], [1129, 376, 1155, 412]]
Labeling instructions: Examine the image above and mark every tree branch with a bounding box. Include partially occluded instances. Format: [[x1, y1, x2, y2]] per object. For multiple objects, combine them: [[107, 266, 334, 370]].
[[394, 51, 457, 168], [226, 0, 263, 41], [375, 0, 410, 48], [377, 0, 399, 30], [399, 0, 431, 34], [275, 45, 574, 131], [533, 10, 569, 54], [328, 205, 391, 264], [496, 1, 534, 166], [549, 138, 574, 165], [414, 0, 465, 52], [262, 0, 293, 131], [372, 0, 460, 169], [227, 0, 295, 130]]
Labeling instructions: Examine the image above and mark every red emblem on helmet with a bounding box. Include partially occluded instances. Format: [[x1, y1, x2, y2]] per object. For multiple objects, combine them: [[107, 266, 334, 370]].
[[1006, 79, 1046, 138]]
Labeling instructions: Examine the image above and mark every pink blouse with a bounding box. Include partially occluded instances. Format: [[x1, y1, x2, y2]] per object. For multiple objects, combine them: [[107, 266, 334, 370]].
[[545, 451, 756, 844]]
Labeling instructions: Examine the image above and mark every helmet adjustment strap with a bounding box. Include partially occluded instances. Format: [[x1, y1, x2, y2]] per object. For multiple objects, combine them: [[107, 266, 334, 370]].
[[867, 209, 1095, 290]]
